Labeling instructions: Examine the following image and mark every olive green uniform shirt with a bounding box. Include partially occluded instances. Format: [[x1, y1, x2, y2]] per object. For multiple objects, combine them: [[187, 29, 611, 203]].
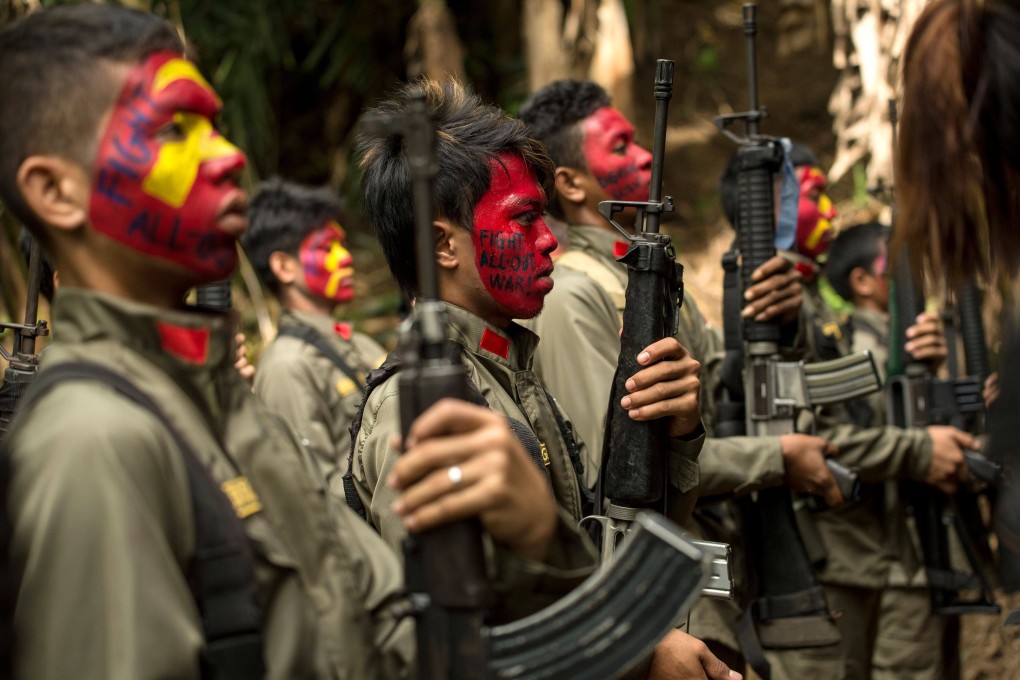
[[255, 309, 386, 486], [7, 290, 589, 680], [800, 283, 932, 588]]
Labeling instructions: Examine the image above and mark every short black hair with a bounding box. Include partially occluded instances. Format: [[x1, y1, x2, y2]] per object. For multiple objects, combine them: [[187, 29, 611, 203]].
[[242, 179, 345, 295], [19, 229, 55, 304], [0, 4, 184, 237], [518, 80, 610, 219], [718, 141, 818, 227], [825, 222, 890, 302], [357, 78, 554, 298]]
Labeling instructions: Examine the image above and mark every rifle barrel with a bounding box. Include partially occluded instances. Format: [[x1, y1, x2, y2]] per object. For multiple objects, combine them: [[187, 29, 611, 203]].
[[645, 60, 674, 235]]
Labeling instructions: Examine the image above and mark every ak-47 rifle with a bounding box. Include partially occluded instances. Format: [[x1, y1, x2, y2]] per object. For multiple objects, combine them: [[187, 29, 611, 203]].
[[0, 231, 50, 435], [361, 90, 711, 680], [713, 5, 880, 676], [884, 97, 1000, 615]]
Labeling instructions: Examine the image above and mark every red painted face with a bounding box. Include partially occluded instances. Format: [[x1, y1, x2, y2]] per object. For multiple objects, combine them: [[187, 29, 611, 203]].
[[472, 154, 557, 320], [89, 52, 248, 280], [299, 220, 354, 304], [582, 107, 653, 202], [796, 166, 837, 261]]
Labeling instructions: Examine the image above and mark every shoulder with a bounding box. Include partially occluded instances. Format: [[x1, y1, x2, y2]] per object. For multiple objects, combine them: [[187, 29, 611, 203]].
[[350, 332, 388, 368], [7, 380, 187, 514], [544, 264, 616, 315]]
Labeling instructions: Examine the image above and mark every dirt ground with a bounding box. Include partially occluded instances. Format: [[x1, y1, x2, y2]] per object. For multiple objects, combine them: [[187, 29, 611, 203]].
[[961, 592, 1020, 680]]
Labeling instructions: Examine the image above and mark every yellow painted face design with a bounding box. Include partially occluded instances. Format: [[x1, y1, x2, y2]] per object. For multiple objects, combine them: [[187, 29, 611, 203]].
[[300, 221, 356, 303], [88, 51, 248, 279], [142, 59, 242, 208]]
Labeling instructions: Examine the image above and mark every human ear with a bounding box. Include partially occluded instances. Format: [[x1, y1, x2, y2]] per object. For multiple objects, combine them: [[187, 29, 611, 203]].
[[268, 251, 300, 285], [434, 219, 460, 271], [17, 156, 90, 233], [554, 166, 587, 206], [849, 266, 873, 298]]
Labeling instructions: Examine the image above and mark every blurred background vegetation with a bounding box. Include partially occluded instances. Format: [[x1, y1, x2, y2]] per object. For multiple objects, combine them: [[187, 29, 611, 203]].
[[0, 0, 900, 358]]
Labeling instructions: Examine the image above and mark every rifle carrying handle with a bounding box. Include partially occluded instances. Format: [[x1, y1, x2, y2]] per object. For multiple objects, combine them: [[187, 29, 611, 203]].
[[734, 143, 784, 345]]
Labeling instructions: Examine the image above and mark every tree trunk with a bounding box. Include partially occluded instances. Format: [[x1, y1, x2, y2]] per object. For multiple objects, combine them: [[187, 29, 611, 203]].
[[406, 0, 466, 82]]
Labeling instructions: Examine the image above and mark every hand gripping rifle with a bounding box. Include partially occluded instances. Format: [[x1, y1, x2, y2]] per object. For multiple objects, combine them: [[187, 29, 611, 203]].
[[883, 97, 1000, 615], [713, 6, 880, 675], [361, 91, 710, 680], [0, 232, 50, 435]]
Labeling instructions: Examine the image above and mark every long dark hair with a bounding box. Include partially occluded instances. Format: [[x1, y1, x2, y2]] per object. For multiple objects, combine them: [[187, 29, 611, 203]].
[[896, 0, 1020, 286]]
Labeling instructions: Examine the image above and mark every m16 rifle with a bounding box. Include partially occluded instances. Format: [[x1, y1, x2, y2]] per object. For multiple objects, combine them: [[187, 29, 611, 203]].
[[884, 96, 1000, 615], [713, 5, 880, 676], [0, 232, 50, 435], [576, 60, 733, 601], [361, 89, 711, 680]]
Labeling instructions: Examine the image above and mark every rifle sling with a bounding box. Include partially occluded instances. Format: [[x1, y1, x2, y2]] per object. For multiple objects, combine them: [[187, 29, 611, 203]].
[[9, 361, 264, 680], [276, 323, 366, 391]]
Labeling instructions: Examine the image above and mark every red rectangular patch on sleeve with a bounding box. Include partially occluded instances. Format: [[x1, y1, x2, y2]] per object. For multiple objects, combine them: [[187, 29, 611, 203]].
[[156, 322, 210, 365], [614, 240, 631, 258], [479, 327, 510, 360]]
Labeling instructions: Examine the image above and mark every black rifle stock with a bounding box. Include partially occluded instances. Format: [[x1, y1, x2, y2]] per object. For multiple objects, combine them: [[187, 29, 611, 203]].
[[713, 6, 880, 673], [884, 98, 1000, 615], [0, 233, 49, 435], [361, 91, 711, 680]]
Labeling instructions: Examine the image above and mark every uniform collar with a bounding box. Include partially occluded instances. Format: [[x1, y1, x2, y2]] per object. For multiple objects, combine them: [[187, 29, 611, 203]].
[[442, 302, 538, 371], [51, 287, 235, 373], [568, 224, 630, 261], [280, 308, 353, 341]]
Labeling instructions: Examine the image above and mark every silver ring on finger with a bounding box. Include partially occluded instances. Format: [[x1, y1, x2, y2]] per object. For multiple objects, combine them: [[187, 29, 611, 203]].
[[448, 465, 464, 488]]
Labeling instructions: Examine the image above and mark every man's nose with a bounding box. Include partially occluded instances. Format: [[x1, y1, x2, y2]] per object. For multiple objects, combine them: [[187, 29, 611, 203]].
[[199, 131, 247, 182]]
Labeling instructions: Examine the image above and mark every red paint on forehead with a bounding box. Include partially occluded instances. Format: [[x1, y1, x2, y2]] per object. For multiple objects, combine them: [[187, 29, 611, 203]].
[[476, 154, 546, 220], [118, 52, 221, 119], [582, 107, 651, 203]]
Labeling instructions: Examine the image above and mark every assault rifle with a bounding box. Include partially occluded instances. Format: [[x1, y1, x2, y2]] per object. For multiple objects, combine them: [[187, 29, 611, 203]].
[[884, 96, 1000, 615], [577, 60, 733, 601], [0, 231, 49, 435], [361, 90, 710, 680], [196, 280, 232, 311], [713, 5, 880, 676]]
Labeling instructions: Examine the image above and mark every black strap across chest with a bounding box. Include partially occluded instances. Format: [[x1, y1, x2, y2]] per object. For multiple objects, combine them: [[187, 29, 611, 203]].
[[343, 353, 593, 521], [276, 323, 366, 391], [6, 361, 265, 680]]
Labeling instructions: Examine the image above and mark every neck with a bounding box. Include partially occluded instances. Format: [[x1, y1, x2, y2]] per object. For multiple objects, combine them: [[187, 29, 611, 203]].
[[854, 298, 888, 315], [564, 202, 636, 233], [280, 285, 336, 317], [54, 246, 190, 309]]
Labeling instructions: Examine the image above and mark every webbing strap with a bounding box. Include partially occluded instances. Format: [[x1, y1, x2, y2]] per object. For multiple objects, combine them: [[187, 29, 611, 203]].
[[343, 353, 557, 520], [10, 362, 265, 679], [277, 323, 366, 391]]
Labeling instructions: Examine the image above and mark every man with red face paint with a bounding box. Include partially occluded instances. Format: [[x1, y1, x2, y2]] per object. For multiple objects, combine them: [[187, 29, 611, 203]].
[[241, 179, 386, 488], [721, 144, 974, 679], [355, 79, 739, 680], [520, 79, 848, 677], [0, 6, 597, 680]]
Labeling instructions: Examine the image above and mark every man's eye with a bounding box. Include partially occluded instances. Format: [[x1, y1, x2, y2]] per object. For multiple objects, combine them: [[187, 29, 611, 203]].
[[516, 211, 539, 226], [613, 143, 627, 154], [156, 119, 188, 141]]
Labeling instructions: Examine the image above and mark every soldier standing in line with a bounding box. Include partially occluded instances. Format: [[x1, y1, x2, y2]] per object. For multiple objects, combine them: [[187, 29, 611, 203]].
[[351, 77, 740, 679], [519, 79, 845, 676], [719, 145, 975, 679], [241, 179, 387, 488]]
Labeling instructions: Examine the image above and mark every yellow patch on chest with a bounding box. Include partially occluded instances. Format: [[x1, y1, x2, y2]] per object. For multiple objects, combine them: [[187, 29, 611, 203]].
[[220, 476, 262, 519]]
